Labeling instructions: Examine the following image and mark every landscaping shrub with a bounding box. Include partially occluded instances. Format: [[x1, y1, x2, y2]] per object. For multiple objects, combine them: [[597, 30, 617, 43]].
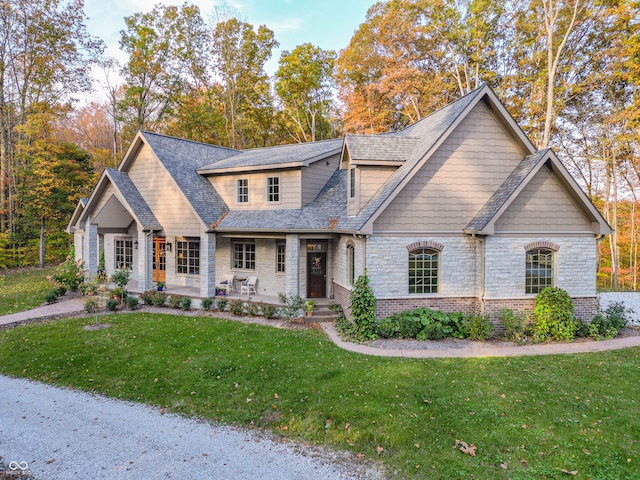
[[151, 291, 167, 307], [589, 302, 631, 340], [201, 297, 214, 311], [83, 297, 99, 314], [106, 298, 118, 311], [229, 299, 244, 316], [375, 315, 400, 338], [349, 273, 377, 340], [574, 318, 590, 338], [56, 285, 67, 297], [335, 308, 358, 338], [397, 312, 422, 338], [179, 296, 191, 311], [51, 248, 85, 292], [126, 296, 139, 310], [216, 297, 228, 312], [278, 292, 304, 321], [245, 299, 259, 317], [45, 289, 59, 304], [499, 308, 531, 342], [534, 287, 576, 342], [260, 303, 277, 319], [139, 290, 156, 305], [464, 314, 493, 340], [168, 294, 184, 309]]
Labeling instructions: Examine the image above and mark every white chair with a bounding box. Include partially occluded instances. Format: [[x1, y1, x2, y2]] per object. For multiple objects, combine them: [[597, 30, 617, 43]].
[[240, 276, 257, 295], [218, 274, 235, 294]]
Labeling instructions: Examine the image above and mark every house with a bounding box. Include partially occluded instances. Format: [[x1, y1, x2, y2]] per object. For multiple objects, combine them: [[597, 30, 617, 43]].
[[67, 85, 612, 322]]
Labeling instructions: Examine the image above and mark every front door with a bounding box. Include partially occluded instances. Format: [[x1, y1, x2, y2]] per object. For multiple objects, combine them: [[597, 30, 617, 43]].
[[152, 237, 166, 283], [307, 251, 327, 298]]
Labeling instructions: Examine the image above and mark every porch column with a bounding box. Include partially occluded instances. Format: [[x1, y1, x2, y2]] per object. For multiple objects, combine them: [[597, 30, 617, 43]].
[[200, 232, 216, 298], [285, 234, 300, 296], [83, 216, 98, 275], [137, 230, 153, 292]]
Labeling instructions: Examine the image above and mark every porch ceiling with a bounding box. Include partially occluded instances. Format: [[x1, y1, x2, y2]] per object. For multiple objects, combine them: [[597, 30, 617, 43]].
[[93, 194, 135, 230]]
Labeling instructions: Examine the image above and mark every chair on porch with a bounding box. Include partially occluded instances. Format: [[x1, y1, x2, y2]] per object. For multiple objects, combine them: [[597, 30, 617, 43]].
[[218, 274, 235, 294], [240, 276, 258, 295]]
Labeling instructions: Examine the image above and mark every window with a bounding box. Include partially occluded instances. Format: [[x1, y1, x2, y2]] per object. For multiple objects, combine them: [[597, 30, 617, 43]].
[[233, 241, 255, 270], [115, 239, 133, 269], [267, 177, 280, 202], [409, 248, 438, 294], [276, 240, 286, 273], [177, 238, 200, 275], [349, 168, 356, 198], [346, 244, 355, 285], [237, 179, 248, 203], [526, 248, 553, 294]]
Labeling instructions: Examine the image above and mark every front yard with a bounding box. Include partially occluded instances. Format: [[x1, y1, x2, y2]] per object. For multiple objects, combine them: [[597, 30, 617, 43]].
[[0, 312, 638, 479]]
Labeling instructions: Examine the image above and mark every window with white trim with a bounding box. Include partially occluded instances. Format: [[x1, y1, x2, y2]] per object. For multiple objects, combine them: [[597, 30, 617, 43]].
[[349, 167, 356, 198], [347, 244, 355, 286], [233, 241, 255, 270], [408, 248, 438, 294], [177, 238, 200, 275], [237, 179, 249, 203], [115, 239, 133, 269], [525, 248, 554, 294], [276, 240, 286, 273], [267, 176, 280, 202]]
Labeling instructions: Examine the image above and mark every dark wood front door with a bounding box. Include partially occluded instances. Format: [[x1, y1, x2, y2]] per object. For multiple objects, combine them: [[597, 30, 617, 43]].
[[152, 237, 166, 283], [307, 252, 327, 298]]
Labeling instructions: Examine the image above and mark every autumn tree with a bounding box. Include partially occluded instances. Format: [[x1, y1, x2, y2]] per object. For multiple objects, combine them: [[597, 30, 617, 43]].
[[275, 43, 337, 142]]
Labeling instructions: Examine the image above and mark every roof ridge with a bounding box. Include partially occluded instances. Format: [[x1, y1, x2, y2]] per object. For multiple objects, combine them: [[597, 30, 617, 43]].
[[140, 130, 241, 153]]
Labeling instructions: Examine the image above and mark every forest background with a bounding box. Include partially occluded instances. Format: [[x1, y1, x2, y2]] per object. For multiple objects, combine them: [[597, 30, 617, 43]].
[[1, 0, 638, 289]]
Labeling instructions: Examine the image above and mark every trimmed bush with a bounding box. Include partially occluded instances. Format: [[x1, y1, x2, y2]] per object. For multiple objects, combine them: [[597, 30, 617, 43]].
[[201, 297, 214, 311], [464, 314, 493, 341], [534, 287, 576, 342], [261, 303, 277, 319], [499, 308, 531, 342], [168, 294, 184, 309], [45, 290, 59, 304], [278, 292, 304, 321], [179, 296, 191, 311], [106, 298, 118, 311], [229, 299, 244, 316], [126, 296, 139, 310], [151, 291, 167, 307], [245, 300, 259, 317], [216, 297, 228, 312]]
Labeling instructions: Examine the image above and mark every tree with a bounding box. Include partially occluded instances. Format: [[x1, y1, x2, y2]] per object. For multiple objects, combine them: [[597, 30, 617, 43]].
[[275, 43, 337, 142], [211, 18, 278, 149], [119, 2, 209, 141], [0, 0, 102, 234]]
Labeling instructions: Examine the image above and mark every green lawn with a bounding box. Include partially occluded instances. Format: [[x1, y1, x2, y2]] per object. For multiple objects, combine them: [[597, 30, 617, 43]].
[[0, 266, 56, 316], [0, 313, 638, 479]]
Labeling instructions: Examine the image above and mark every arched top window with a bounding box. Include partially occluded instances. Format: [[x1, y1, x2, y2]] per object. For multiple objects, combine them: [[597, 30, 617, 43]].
[[346, 243, 355, 286], [525, 248, 554, 294], [409, 248, 439, 294]]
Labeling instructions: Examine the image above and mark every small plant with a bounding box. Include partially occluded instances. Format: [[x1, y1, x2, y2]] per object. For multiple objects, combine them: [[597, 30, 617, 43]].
[[139, 290, 156, 305], [106, 298, 118, 311], [229, 299, 245, 316], [246, 299, 259, 317], [51, 247, 85, 292], [349, 273, 377, 341], [126, 296, 139, 310], [534, 287, 576, 342], [278, 292, 304, 321], [464, 314, 493, 341], [499, 308, 531, 343], [588, 301, 632, 340], [261, 303, 277, 319], [179, 296, 191, 311], [96, 250, 107, 284], [201, 297, 214, 311], [151, 291, 167, 307], [111, 267, 130, 289], [111, 286, 125, 299], [56, 285, 67, 297], [304, 299, 317, 316], [216, 297, 228, 311], [156, 281, 165, 291], [80, 282, 97, 295], [45, 289, 59, 304]]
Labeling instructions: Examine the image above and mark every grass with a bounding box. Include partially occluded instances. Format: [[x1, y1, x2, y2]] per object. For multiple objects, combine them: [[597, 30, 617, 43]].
[[0, 313, 639, 479], [0, 266, 56, 316]]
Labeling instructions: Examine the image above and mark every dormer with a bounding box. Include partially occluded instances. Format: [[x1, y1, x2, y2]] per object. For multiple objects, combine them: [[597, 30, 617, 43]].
[[341, 135, 419, 216]]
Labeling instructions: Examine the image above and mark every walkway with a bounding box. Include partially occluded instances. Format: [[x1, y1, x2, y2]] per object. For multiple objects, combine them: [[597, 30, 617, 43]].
[[1, 297, 639, 357]]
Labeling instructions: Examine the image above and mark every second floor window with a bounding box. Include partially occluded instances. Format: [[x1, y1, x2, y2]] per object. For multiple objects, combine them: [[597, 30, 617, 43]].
[[350, 168, 356, 198], [267, 177, 280, 202], [237, 179, 248, 203]]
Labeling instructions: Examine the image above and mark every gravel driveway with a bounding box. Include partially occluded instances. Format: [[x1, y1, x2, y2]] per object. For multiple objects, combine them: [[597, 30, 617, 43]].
[[0, 375, 381, 480]]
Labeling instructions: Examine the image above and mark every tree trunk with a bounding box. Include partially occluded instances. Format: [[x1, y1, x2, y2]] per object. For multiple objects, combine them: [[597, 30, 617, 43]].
[[39, 216, 45, 268]]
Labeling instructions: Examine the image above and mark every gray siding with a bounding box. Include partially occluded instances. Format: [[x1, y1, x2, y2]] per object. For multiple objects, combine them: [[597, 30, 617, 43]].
[[359, 166, 396, 212], [494, 166, 593, 232], [301, 153, 340, 205], [209, 170, 301, 209], [373, 102, 526, 232], [126, 144, 201, 236]]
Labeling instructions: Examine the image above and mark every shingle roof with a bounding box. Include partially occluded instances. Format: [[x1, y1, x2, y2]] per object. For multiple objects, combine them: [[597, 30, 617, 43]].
[[139, 132, 237, 226], [198, 138, 343, 172], [464, 149, 550, 233], [105, 169, 162, 230], [344, 135, 419, 163]]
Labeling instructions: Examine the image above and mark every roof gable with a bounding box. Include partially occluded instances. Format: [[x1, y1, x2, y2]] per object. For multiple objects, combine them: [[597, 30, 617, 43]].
[[342, 135, 419, 166]]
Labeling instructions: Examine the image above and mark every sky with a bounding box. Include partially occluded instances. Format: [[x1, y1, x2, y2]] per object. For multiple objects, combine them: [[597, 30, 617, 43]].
[[81, 0, 376, 101]]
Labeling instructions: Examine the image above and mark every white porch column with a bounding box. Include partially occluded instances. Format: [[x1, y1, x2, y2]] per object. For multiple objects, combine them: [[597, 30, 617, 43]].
[[200, 232, 216, 298], [285, 234, 300, 296], [137, 230, 153, 292], [83, 217, 98, 275]]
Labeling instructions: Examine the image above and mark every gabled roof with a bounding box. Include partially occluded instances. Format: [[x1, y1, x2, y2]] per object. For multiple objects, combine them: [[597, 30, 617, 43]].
[[342, 135, 419, 165], [197, 138, 343, 174], [465, 149, 613, 235], [76, 169, 162, 231], [126, 131, 236, 227], [66, 198, 88, 233]]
